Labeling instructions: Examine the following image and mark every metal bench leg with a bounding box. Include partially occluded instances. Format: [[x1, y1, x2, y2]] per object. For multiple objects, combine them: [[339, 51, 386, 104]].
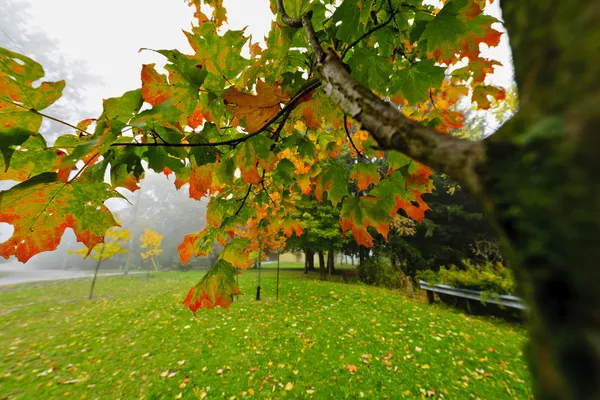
[[427, 291, 435, 304]]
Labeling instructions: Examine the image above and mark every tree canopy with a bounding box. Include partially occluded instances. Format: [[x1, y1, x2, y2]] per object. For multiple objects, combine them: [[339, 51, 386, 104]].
[[2, 1, 597, 396], [0, 0, 504, 308]]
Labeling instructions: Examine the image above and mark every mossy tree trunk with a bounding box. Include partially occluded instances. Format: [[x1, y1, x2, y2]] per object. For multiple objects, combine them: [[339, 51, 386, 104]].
[[276, 1, 599, 397], [480, 3, 600, 398]]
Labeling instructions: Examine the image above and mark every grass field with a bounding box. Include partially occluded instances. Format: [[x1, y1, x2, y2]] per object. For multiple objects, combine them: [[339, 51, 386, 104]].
[[0, 267, 531, 399]]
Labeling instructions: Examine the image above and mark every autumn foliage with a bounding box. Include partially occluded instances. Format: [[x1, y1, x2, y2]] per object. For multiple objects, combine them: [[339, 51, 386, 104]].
[[0, 0, 506, 312]]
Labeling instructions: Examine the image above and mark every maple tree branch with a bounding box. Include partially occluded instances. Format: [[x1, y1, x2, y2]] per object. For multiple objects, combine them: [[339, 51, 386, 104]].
[[275, 0, 303, 28], [0, 99, 95, 136], [235, 184, 253, 216], [344, 115, 364, 159], [319, 51, 485, 194], [341, 8, 397, 60], [113, 79, 320, 149], [278, 8, 486, 195]]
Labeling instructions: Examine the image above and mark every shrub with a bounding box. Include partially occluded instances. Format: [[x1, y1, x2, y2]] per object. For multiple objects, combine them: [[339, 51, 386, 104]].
[[417, 259, 516, 296], [358, 253, 417, 296]]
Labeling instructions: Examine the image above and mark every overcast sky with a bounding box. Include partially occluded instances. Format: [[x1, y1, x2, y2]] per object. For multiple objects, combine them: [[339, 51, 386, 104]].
[[16, 0, 512, 116]]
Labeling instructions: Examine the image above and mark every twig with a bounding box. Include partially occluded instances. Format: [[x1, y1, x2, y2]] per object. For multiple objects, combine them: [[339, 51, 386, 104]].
[[344, 115, 364, 158], [341, 9, 397, 60], [235, 184, 253, 216], [113, 79, 320, 148]]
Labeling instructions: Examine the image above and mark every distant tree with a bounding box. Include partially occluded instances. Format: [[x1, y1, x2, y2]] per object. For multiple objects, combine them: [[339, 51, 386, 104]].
[[140, 228, 164, 279], [69, 226, 131, 299]]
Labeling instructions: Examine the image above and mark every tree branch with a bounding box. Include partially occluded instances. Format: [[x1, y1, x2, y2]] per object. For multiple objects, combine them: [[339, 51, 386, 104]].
[[344, 115, 364, 159], [277, 7, 486, 195], [275, 0, 303, 28], [112, 78, 320, 149], [235, 184, 253, 216], [318, 50, 485, 194], [341, 9, 397, 60]]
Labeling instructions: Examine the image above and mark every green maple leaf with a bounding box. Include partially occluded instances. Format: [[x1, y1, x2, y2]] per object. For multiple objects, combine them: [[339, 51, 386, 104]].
[[419, 1, 469, 62], [272, 158, 296, 187], [348, 47, 394, 93], [0, 172, 123, 263], [184, 23, 249, 91], [332, 0, 362, 42], [103, 89, 143, 124], [0, 133, 64, 181], [108, 146, 145, 192], [391, 59, 445, 104], [155, 49, 208, 90], [315, 162, 349, 206]]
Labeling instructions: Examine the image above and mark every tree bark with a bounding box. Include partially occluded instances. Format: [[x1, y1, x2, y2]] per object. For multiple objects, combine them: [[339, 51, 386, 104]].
[[327, 245, 335, 275], [318, 251, 326, 280], [307, 249, 315, 271], [359, 246, 365, 269]]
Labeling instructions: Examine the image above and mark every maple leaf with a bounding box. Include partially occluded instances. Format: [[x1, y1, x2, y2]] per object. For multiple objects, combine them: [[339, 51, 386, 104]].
[[314, 162, 349, 206], [189, 163, 218, 199], [391, 60, 445, 104], [419, 4, 469, 64], [0, 134, 66, 182], [0, 173, 123, 262], [350, 163, 380, 192], [473, 85, 506, 110], [223, 80, 288, 132], [281, 218, 303, 238], [394, 190, 431, 222], [141, 64, 172, 106], [220, 238, 254, 269], [340, 196, 391, 247], [236, 136, 277, 184], [0, 47, 65, 136], [183, 260, 242, 314]]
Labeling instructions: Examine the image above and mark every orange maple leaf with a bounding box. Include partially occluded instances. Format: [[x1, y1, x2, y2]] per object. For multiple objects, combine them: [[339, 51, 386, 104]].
[[222, 80, 288, 133]]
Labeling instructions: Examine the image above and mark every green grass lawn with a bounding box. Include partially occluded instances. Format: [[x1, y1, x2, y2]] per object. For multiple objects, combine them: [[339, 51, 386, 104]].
[[0, 268, 531, 399]]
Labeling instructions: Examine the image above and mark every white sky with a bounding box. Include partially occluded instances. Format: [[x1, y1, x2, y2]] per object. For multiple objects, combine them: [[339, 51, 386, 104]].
[[22, 0, 512, 117]]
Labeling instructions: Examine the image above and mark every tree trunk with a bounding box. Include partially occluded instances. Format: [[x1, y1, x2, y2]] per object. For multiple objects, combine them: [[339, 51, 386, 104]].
[[275, 3, 600, 397], [479, 4, 600, 398], [327, 245, 335, 276], [359, 246, 365, 269], [89, 257, 103, 300], [307, 249, 315, 271], [304, 248, 309, 274], [318, 251, 325, 280]]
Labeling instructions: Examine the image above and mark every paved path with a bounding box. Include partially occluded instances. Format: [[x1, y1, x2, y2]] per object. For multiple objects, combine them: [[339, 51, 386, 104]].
[[0, 266, 145, 287]]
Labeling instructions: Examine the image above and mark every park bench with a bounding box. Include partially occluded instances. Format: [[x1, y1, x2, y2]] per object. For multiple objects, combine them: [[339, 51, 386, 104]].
[[419, 280, 527, 311]]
